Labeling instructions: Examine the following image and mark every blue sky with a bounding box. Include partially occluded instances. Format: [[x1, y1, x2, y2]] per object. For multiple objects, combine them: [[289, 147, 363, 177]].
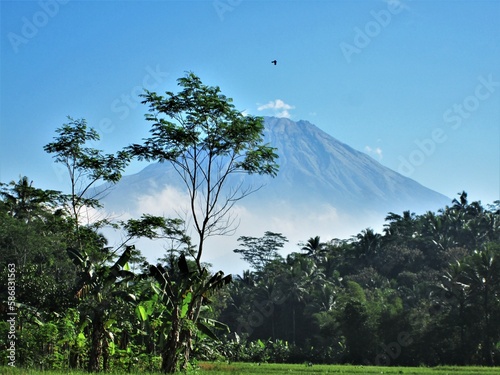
[[1, 0, 499, 205]]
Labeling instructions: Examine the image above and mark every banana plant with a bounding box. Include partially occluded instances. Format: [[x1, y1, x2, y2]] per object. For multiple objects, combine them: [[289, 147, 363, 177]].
[[67, 245, 137, 372], [140, 253, 231, 373]]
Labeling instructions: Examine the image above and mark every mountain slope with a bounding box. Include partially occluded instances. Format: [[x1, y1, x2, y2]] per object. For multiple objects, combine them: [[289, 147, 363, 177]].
[[254, 117, 449, 213], [103, 116, 449, 216], [100, 116, 451, 272]]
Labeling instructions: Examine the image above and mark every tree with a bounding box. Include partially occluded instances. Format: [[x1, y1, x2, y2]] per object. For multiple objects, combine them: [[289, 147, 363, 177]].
[[0, 177, 66, 268], [337, 281, 375, 364], [0, 176, 63, 224], [352, 228, 382, 267], [44, 117, 130, 236], [433, 260, 470, 363], [233, 231, 287, 272], [43, 118, 150, 372], [128, 72, 279, 271], [460, 245, 500, 365], [300, 236, 327, 263], [127, 73, 278, 372], [68, 245, 136, 372], [383, 211, 417, 244], [279, 255, 317, 344], [0, 177, 77, 316]]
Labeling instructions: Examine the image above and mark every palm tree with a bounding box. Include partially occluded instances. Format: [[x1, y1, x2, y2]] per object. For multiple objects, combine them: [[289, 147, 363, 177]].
[[460, 246, 500, 365], [353, 228, 382, 266], [0, 176, 62, 223], [451, 191, 468, 211], [434, 261, 469, 362], [236, 269, 258, 288], [383, 210, 417, 244], [435, 243, 500, 365], [301, 236, 327, 264], [419, 211, 458, 267], [277, 255, 320, 344]]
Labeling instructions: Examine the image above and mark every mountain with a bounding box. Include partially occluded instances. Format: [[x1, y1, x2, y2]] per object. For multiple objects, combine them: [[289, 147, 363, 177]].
[[255, 117, 449, 212], [103, 116, 449, 214], [100, 117, 450, 272]]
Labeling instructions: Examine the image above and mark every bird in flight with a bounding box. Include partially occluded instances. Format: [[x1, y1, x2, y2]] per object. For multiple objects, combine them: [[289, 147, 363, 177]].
[[271, 60, 277, 65]]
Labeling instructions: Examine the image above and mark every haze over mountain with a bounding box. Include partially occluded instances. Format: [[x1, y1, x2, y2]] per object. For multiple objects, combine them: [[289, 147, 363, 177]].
[[101, 117, 451, 273]]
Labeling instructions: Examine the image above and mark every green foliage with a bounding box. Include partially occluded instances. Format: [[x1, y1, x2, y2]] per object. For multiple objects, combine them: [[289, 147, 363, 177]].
[[43, 117, 130, 226], [217, 194, 500, 367], [145, 254, 231, 372], [233, 231, 287, 271], [127, 72, 279, 271], [2, 168, 499, 371], [43, 117, 129, 186], [122, 214, 186, 241], [129, 73, 278, 177]]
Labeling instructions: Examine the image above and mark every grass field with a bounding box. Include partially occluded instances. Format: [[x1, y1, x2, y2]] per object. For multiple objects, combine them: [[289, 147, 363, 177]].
[[2, 363, 499, 374]]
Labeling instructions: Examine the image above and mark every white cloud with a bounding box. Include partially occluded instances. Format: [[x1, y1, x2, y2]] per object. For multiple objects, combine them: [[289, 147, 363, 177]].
[[136, 185, 191, 218], [257, 99, 295, 118], [365, 146, 383, 160], [99, 185, 386, 275]]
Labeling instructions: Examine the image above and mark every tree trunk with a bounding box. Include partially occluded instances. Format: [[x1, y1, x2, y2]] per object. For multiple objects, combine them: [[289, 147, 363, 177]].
[[161, 337, 179, 373], [179, 329, 193, 372], [483, 286, 493, 366], [88, 317, 104, 372], [160, 294, 204, 373], [102, 336, 109, 372], [161, 308, 181, 374]]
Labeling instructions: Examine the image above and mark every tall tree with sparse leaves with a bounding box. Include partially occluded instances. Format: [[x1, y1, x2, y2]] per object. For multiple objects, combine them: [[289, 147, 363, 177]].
[[127, 72, 279, 373], [128, 72, 279, 271], [44, 117, 130, 239]]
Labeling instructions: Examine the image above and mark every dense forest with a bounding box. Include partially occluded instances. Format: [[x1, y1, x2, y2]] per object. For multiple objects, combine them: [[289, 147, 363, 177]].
[[1, 74, 499, 373], [220, 195, 500, 366], [1, 173, 499, 371]]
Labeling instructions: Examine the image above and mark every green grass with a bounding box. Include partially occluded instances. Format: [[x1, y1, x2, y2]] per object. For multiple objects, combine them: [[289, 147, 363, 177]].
[[2, 363, 499, 375], [195, 363, 500, 374]]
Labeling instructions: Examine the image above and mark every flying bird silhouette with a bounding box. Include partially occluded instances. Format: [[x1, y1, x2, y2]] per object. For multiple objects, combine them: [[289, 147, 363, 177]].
[[271, 60, 277, 65]]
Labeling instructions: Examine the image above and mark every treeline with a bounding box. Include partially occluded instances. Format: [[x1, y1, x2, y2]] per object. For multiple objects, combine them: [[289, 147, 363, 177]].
[[217, 193, 500, 366], [1, 174, 499, 370], [0, 173, 221, 372]]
